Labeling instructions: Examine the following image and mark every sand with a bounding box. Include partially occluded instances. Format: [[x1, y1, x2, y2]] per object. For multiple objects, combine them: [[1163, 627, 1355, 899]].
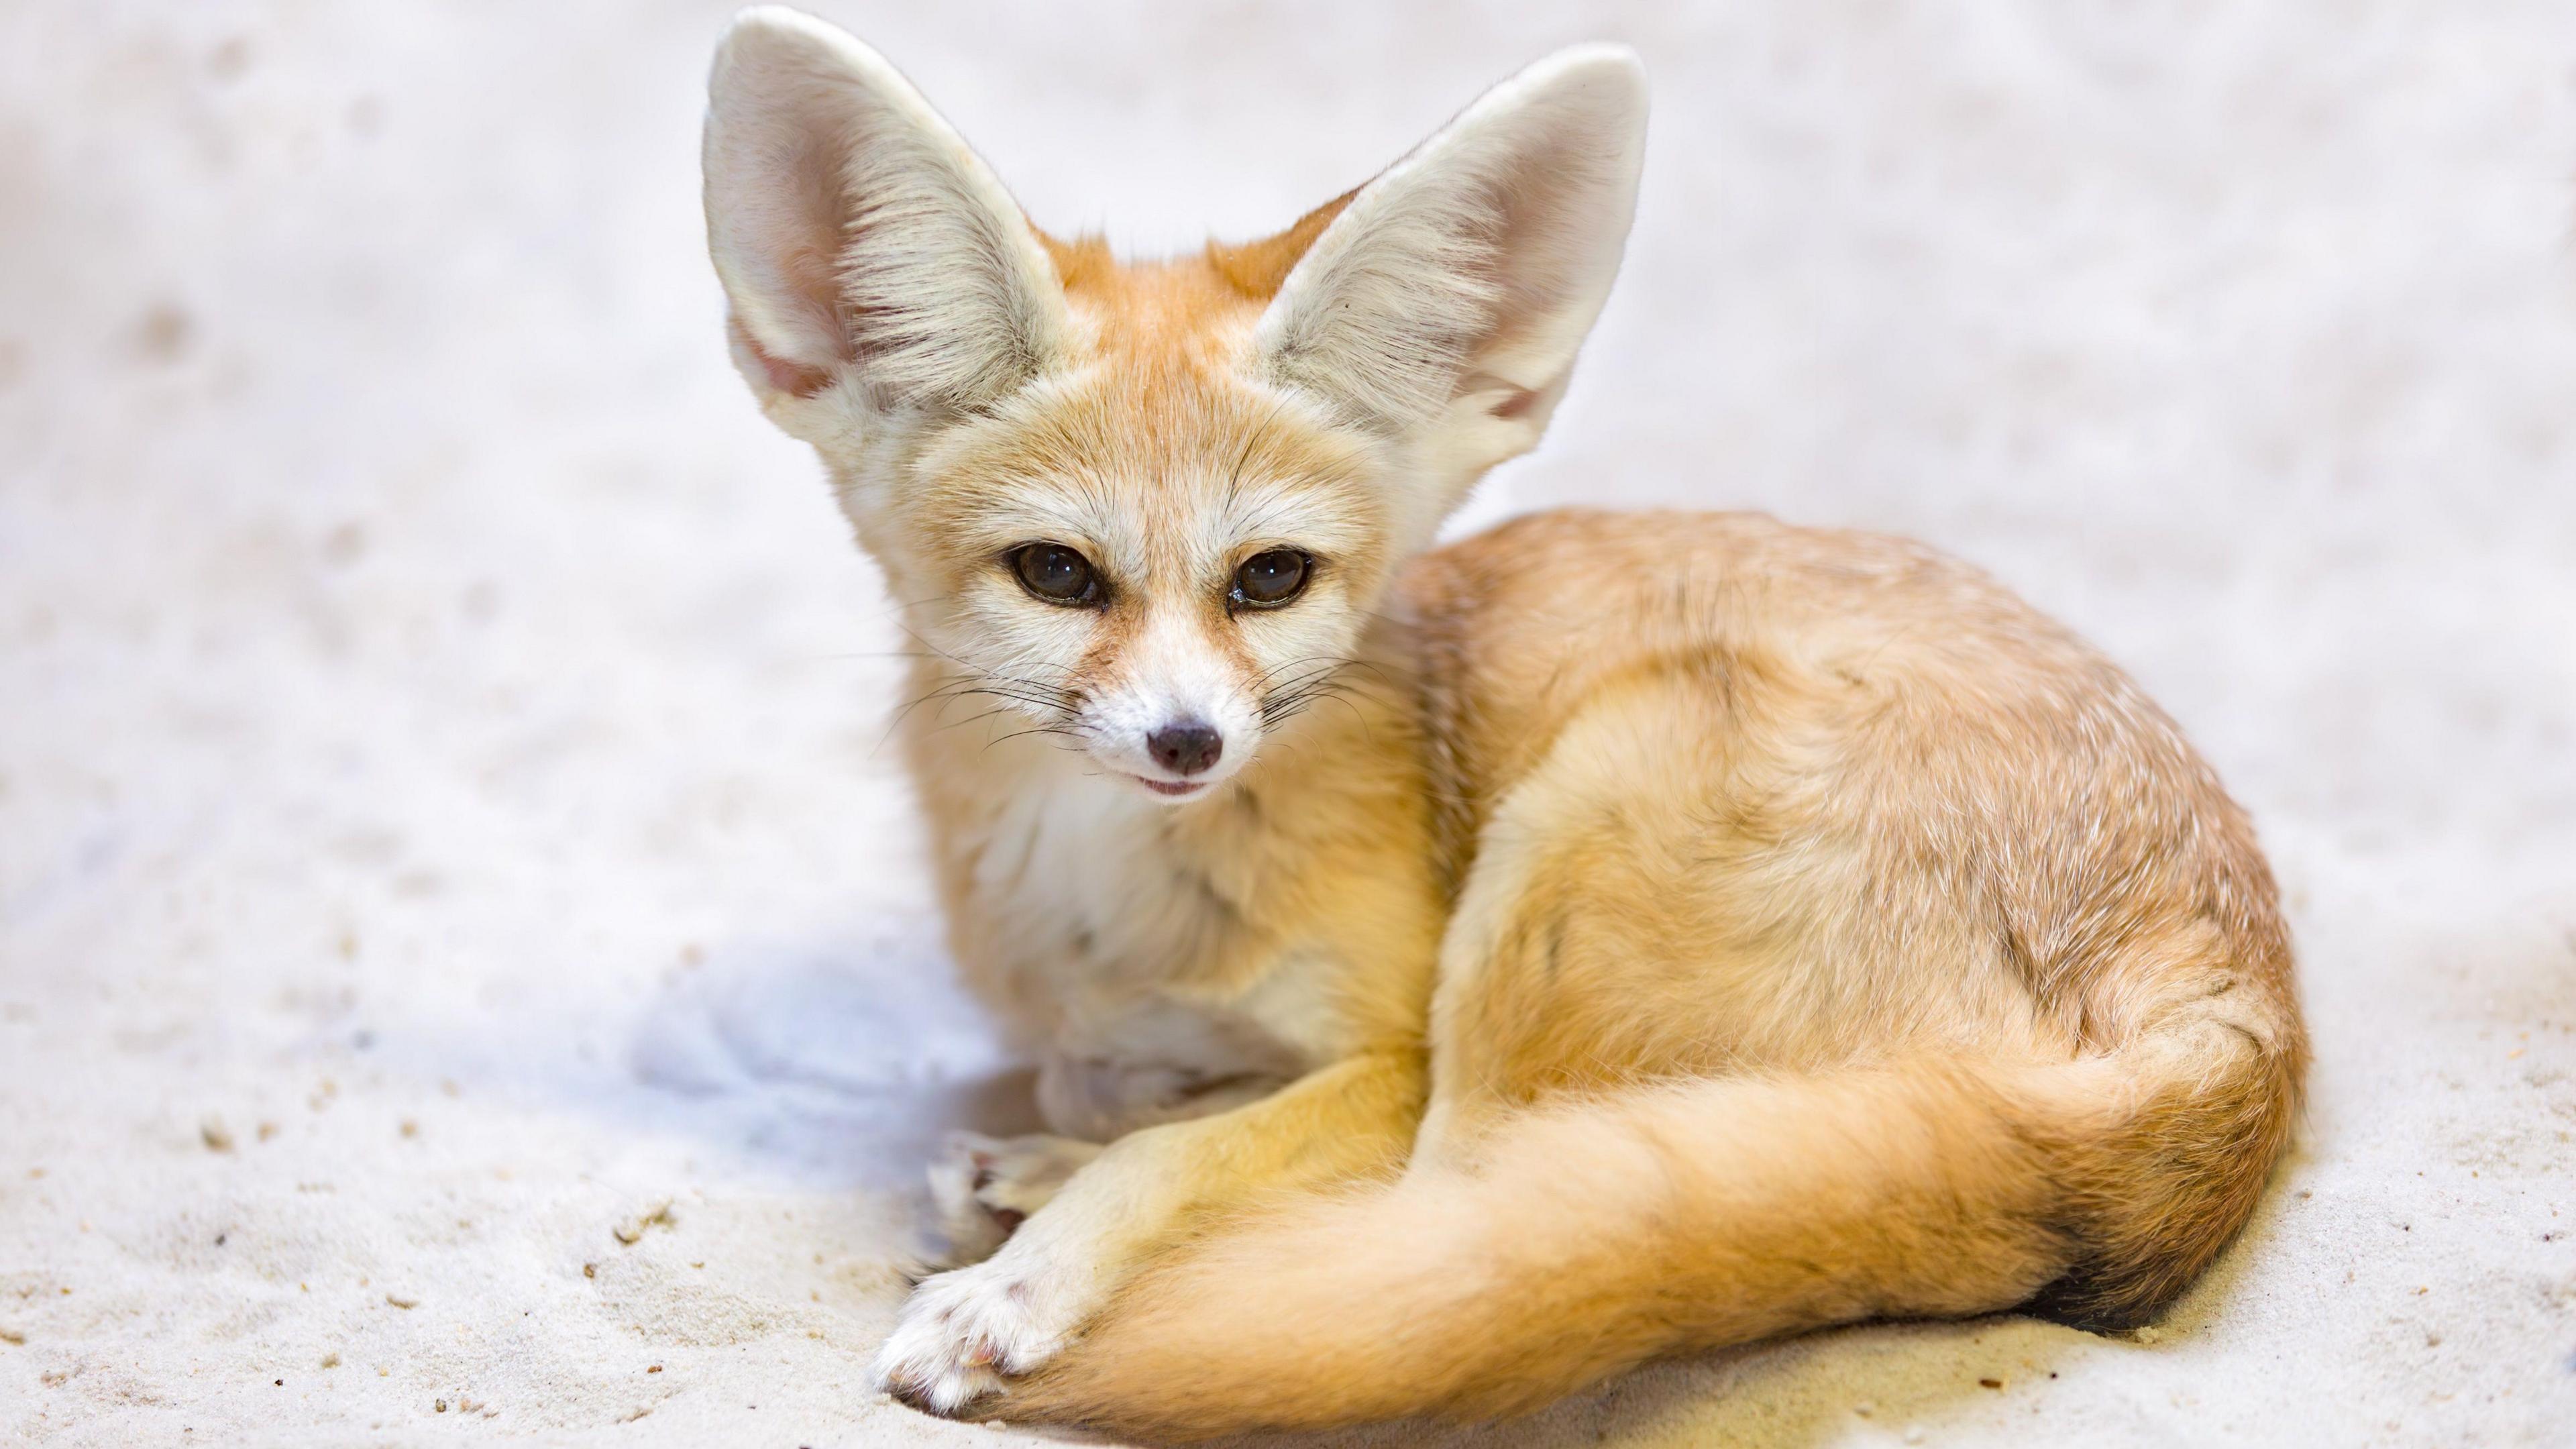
[[2, 2, 2572, 1444]]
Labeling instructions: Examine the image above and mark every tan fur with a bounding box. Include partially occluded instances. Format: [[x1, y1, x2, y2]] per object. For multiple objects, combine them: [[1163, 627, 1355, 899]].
[[1201, 190, 1358, 299], [701, 11, 2305, 1436]]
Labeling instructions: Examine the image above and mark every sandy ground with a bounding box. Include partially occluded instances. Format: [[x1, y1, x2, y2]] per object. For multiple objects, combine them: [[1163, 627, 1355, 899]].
[[3, 2, 2575, 1444]]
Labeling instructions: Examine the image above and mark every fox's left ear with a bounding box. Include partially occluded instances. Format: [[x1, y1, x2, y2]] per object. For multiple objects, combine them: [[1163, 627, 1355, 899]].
[[1256, 46, 1648, 527], [702, 8, 1067, 437]]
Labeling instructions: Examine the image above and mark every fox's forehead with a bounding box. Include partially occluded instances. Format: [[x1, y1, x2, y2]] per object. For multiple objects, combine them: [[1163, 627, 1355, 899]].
[[916, 393, 1385, 586], [892, 219, 1387, 584]]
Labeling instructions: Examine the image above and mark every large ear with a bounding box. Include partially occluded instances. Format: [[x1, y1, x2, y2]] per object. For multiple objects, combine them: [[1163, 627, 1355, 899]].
[[702, 7, 1066, 420], [1255, 46, 1646, 480]]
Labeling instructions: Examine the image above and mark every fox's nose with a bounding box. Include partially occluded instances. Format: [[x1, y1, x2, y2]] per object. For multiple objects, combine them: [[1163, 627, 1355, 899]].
[[1145, 720, 1224, 776]]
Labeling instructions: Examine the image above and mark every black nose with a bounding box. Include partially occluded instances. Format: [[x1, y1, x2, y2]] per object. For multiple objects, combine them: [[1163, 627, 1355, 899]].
[[1146, 720, 1224, 776]]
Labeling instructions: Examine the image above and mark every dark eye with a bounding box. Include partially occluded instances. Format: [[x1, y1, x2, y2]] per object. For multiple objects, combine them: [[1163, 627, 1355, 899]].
[[1009, 543, 1102, 606], [1230, 549, 1312, 609]]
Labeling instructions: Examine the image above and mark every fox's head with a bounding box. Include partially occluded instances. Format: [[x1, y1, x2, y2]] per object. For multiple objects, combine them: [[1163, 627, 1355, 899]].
[[704, 9, 1645, 803]]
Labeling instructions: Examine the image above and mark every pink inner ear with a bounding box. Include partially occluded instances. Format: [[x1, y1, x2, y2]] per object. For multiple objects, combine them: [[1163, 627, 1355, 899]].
[[1458, 369, 1551, 422], [729, 315, 833, 399]]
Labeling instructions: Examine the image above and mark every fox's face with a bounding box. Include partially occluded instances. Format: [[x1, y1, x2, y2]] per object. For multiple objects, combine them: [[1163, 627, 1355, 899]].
[[704, 9, 1646, 802], [879, 323, 1389, 799]]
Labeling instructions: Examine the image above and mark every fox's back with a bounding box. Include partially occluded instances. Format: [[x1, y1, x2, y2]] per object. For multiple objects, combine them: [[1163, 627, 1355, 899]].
[[1399, 507, 2116, 795]]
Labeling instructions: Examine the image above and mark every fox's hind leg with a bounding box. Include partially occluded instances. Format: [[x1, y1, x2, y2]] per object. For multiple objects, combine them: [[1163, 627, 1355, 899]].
[[1416, 671, 1782, 1161], [926, 1132, 1102, 1267], [1417, 669, 2053, 1165]]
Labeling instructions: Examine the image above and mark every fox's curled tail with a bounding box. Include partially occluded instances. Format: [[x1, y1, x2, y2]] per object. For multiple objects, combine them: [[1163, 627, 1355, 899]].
[[1011, 995, 2300, 1439]]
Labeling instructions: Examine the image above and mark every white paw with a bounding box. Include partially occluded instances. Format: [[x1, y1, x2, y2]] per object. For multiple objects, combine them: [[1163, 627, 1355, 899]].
[[871, 1253, 1089, 1414], [925, 1131, 1100, 1267]]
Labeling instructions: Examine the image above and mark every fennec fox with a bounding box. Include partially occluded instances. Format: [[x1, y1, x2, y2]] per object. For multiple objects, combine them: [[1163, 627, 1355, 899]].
[[702, 9, 2305, 1436]]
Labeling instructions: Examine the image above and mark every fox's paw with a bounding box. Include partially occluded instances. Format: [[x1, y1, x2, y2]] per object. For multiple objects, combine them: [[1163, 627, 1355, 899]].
[[872, 1254, 1086, 1414], [925, 1132, 1101, 1267]]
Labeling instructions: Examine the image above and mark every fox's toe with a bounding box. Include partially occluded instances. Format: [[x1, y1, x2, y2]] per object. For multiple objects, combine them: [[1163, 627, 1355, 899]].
[[872, 1256, 1080, 1415]]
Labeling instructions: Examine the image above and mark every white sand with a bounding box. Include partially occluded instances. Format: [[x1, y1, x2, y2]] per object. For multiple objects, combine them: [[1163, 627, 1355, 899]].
[[3, 3, 2573, 1444]]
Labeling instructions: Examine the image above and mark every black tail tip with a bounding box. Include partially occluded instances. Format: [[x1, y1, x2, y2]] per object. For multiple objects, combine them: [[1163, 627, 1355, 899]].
[[2021, 1265, 2176, 1334]]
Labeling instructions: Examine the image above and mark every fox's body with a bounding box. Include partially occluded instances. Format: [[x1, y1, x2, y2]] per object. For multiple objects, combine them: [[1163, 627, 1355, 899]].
[[702, 9, 2305, 1436]]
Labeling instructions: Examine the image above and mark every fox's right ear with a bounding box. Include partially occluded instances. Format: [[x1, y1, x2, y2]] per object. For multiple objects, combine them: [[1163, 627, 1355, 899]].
[[702, 7, 1066, 432]]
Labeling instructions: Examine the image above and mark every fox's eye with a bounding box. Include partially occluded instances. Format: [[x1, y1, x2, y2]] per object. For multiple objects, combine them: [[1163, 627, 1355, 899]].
[[1010, 543, 1101, 606], [1230, 549, 1312, 609]]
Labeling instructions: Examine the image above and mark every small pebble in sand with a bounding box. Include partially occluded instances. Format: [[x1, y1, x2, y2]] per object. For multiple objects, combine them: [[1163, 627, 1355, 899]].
[[256, 1122, 278, 1142], [200, 1117, 234, 1152], [1979, 1377, 2003, 1389], [612, 1201, 676, 1245], [0, 1328, 25, 1344], [385, 1293, 418, 1309], [435, 1399, 447, 1413], [646, 1365, 661, 1374], [321, 1353, 339, 1368], [399, 1120, 418, 1138], [132, 302, 194, 362], [582, 1263, 597, 1279]]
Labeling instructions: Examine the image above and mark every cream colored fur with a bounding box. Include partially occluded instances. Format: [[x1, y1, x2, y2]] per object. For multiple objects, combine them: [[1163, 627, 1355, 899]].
[[701, 8, 2306, 1437]]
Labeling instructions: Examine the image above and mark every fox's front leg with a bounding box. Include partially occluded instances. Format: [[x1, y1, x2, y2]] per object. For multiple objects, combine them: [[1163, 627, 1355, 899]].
[[873, 1051, 1423, 1413]]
